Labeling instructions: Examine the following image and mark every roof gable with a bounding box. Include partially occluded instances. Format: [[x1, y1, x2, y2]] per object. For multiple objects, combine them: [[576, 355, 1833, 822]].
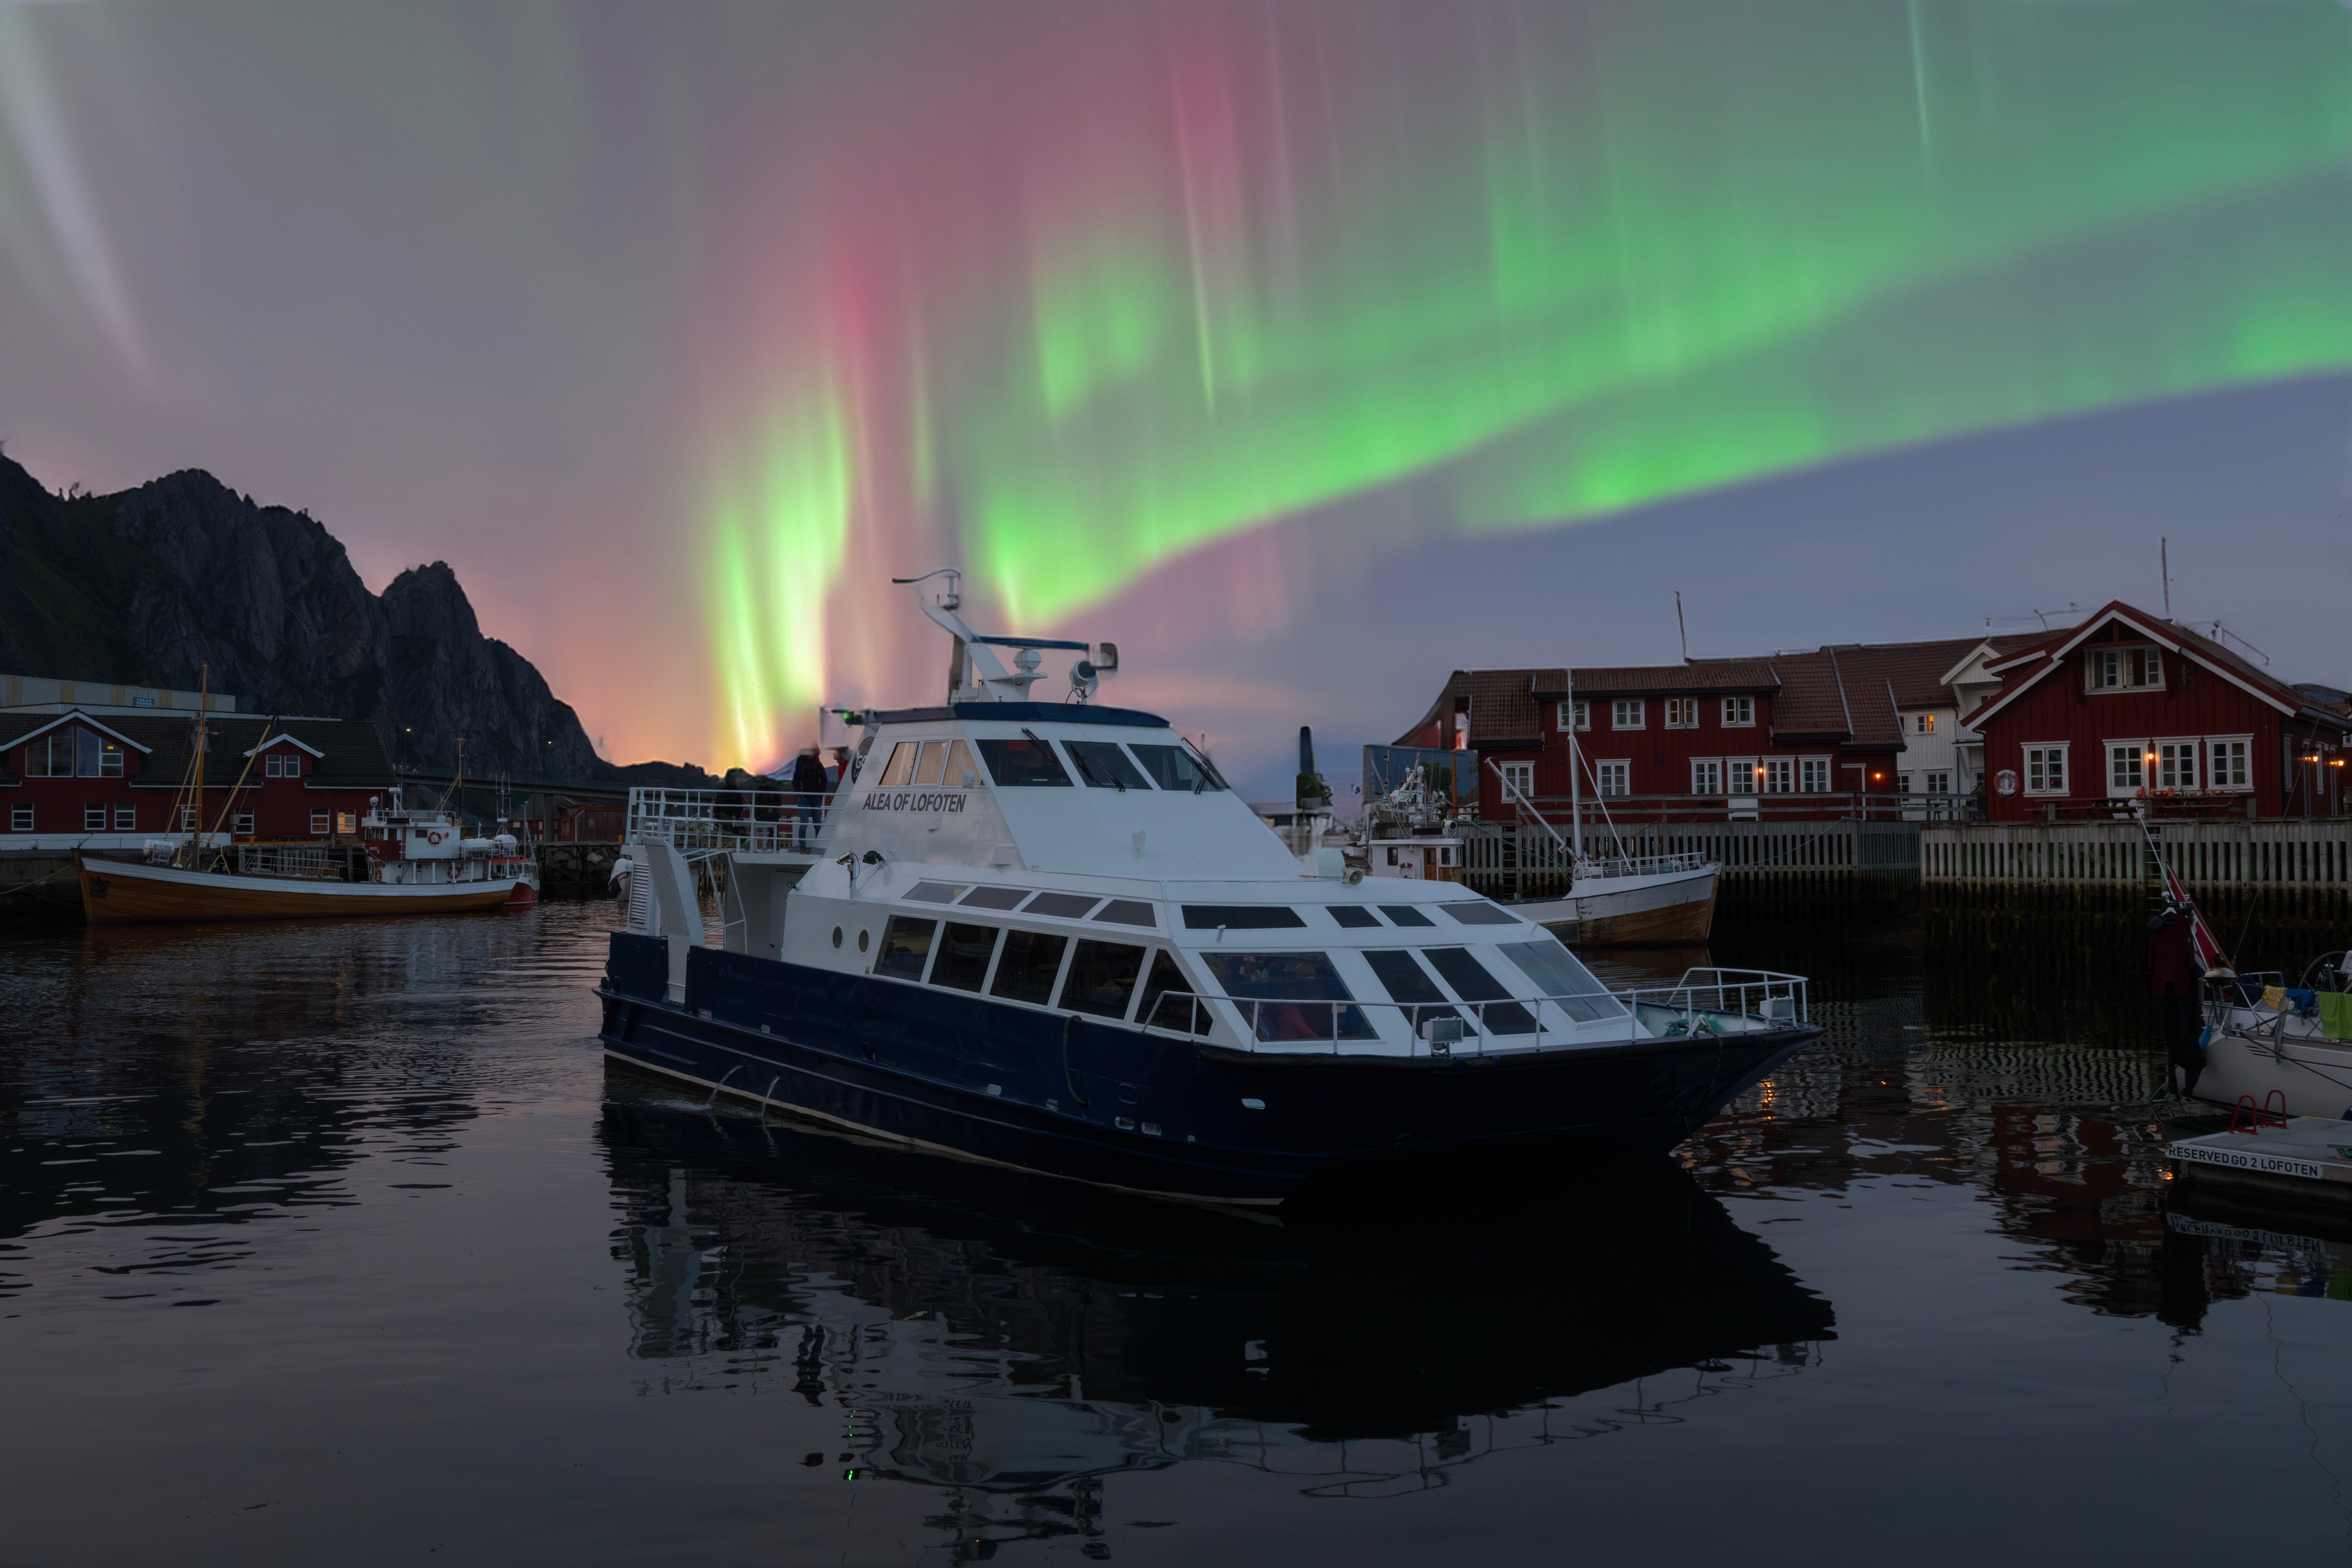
[[1964, 600, 2312, 729], [244, 732, 326, 759], [0, 709, 154, 755]]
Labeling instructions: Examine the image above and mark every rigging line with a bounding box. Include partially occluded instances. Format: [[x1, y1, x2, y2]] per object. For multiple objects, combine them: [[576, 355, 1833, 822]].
[[2258, 1292, 2352, 1539]]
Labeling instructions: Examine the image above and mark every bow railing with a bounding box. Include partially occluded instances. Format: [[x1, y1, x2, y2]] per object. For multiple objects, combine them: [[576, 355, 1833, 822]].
[[625, 786, 843, 856]]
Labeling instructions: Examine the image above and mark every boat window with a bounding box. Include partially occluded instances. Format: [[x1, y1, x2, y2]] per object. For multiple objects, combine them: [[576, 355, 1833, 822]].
[[1023, 891, 1101, 919], [1066, 740, 1152, 791], [1496, 939, 1624, 1023], [1058, 939, 1147, 1019], [1139, 951, 1208, 1033], [878, 742, 920, 787], [990, 929, 1069, 1005], [941, 739, 978, 788], [1419, 948, 1537, 1034], [1181, 905, 1305, 929], [1127, 743, 1227, 793], [914, 742, 948, 786], [958, 885, 1027, 910], [1325, 906, 1380, 929], [929, 922, 999, 993], [875, 916, 937, 981], [1091, 899, 1156, 927], [976, 736, 1072, 788], [1440, 902, 1522, 926], [1379, 906, 1435, 927], [1359, 948, 1463, 1030], [1199, 953, 1377, 1042], [905, 881, 966, 903]]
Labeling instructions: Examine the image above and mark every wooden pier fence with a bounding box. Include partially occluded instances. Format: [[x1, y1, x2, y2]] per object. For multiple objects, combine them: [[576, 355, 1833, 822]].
[[1921, 820, 2349, 889]]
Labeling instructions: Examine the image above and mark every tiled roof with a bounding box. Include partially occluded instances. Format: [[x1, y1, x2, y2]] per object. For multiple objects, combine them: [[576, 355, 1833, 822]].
[[0, 711, 395, 788], [1573, 660, 1781, 695]]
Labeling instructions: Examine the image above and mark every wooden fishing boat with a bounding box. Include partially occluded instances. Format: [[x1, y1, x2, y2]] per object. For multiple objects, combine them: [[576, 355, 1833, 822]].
[[75, 850, 526, 924]]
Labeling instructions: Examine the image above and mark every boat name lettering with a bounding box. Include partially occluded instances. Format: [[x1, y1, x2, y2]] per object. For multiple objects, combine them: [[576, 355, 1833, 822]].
[[2171, 1143, 2326, 1180], [862, 790, 969, 815]]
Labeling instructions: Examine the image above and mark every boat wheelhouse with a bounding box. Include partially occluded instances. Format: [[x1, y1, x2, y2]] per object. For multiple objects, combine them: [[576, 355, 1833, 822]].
[[599, 576, 1820, 1205]]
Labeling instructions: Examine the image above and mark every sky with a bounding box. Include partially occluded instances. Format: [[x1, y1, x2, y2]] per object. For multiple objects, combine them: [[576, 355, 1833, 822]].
[[1, 1, 2348, 797]]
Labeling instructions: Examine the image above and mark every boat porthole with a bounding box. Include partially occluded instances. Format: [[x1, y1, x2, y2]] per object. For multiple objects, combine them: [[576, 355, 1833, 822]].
[[858, 929, 870, 953], [832, 927, 842, 949]]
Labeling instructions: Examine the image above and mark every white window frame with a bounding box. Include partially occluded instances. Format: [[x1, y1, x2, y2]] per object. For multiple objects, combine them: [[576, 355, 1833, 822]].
[[1558, 700, 1588, 733], [1896, 773, 1913, 796], [2024, 743, 2068, 796], [1497, 760, 1534, 800], [84, 805, 107, 831], [1594, 760, 1630, 797], [2207, 734, 2253, 792], [1761, 758, 1795, 794], [232, 811, 256, 836], [1691, 758, 1724, 796], [1725, 757, 1760, 795], [311, 810, 331, 835], [1664, 697, 1698, 729], [1721, 696, 1755, 728], [2106, 739, 2148, 797], [2153, 739, 2199, 792], [1611, 699, 1645, 731], [181, 807, 197, 831], [9, 806, 29, 831], [2086, 646, 2165, 692], [113, 807, 135, 830], [1798, 756, 1830, 793], [1915, 714, 1937, 735], [1923, 772, 1951, 794], [264, 753, 282, 778]]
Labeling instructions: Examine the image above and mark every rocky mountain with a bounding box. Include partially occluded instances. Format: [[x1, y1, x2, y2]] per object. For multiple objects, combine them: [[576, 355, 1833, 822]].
[[0, 452, 630, 782]]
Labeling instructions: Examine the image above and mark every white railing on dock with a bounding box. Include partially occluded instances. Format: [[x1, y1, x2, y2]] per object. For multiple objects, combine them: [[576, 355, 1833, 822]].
[[1136, 968, 1809, 1057], [1921, 820, 2350, 888], [1445, 818, 1918, 893], [625, 786, 843, 857]]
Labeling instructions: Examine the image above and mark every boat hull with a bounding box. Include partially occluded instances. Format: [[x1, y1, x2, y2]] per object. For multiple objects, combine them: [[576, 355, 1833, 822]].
[[597, 932, 1815, 1205], [1501, 865, 1718, 948], [2190, 1009, 2352, 1120], [75, 852, 527, 925]]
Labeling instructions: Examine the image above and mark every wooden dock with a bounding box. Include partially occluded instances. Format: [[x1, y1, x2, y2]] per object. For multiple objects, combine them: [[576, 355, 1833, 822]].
[[1922, 820, 2349, 889]]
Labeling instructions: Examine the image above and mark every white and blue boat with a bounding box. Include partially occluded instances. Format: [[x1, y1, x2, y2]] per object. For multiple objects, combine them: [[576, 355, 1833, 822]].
[[598, 575, 1822, 1205]]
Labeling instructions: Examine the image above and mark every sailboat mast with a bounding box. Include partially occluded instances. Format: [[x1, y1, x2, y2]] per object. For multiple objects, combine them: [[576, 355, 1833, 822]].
[[1567, 671, 1583, 874], [191, 663, 208, 867]]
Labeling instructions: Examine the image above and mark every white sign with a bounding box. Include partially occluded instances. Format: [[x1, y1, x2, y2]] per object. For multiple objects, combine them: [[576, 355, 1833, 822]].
[[2171, 1142, 2327, 1181]]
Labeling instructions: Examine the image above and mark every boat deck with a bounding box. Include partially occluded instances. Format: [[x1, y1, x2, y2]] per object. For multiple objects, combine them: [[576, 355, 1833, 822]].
[[2169, 1116, 2352, 1203]]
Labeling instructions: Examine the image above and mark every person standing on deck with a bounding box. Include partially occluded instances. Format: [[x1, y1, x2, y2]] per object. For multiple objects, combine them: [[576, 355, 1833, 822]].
[[2149, 900, 2204, 1095], [789, 746, 830, 851]]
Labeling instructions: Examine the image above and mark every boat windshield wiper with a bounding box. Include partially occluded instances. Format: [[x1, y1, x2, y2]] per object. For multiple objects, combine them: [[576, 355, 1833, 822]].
[[1065, 744, 1106, 789]]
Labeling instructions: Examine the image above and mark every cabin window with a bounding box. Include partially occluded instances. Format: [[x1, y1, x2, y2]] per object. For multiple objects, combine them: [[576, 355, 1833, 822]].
[[913, 742, 947, 786], [975, 737, 1072, 788], [1127, 743, 1227, 793], [1024, 891, 1101, 919], [1359, 948, 1461, 1032], [2208, 736, 2251, 790], [85, 806, 107, 831], [1495, 938, 1623, 1022], [1799, 756, 1830, 793], [115, 808, 135, 830], [1059, 939, 1147, 1019], [1181, 904, 1305, 929], [1418, 948, 1538, 1035], [1326, 906, 1380, 929], [1558, 701, 1588, 732], [2106, 742, 2147, 795], [941, 739, 977, 788], [1497, 761, 1533, 799], [1762, 758, 1795, 794], [1722, 696, 1755, 728], [1611, 699, 1644, 730], [1664, 698, 1697, 729], [958, 885, 1027, 911], [2155, 741, 2198, 791], [1199, 952, 1376, 1042], [1440, 902, 1521, 926], [1138, 952, 1208, 1033], [905, 881, 967, 903], [1091, 899, 1156, 927], [878, 742, 921, 787], [1379, 906, 1434, 927], [9, 807, 29, 831], [2087, 647, 2163, 691], [989, 929, 1068, 1005], [1066, 740, 1152, 790], [928, 922, 998, 993], [875, 916, 937, 980], [232, 812, 255, 835], [1691, 759, 1723, 795], [1594, 760, 1629, 797]]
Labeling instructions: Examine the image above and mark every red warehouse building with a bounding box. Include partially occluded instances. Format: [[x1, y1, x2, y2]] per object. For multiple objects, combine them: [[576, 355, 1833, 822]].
[[0, 709, 398, 851], [1964, 602, 2349, 821]]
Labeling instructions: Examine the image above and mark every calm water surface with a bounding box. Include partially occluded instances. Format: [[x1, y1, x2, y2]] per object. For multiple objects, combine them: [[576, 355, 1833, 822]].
[[4, 896, 2351, 1565]]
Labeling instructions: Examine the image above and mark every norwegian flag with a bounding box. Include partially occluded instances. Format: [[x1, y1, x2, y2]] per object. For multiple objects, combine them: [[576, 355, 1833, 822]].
[[2144, 822, 2231, 973]]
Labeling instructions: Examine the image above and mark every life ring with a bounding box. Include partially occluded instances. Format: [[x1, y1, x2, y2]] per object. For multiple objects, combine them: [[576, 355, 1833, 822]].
[[426, 829, 446, 846]]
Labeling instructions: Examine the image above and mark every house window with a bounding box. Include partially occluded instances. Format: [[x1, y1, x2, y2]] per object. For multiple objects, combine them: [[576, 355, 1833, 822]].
[[311, 811, 331, 835], [1799, 757, 1830, 793], [1896, 773, 1913, 796], [1762, 758, 1795, 793], [114, 807, 135, 830], [1497, 761, 1534, 800], [2155, 741, 2198, 791], [1611, 699, 1645, 731], [1558, 701, 1588, 732], [9, 807, 29, 831], [1924, 772, 1951, 794], [1595, 761, 1630, 797], [2025, 744, 2068, 795], [2107, 741, 2147, 796], [1722, 696, 1755, 728], [1691, 759, 1723, 795], [27, 733, 70, 776], [336, 812, 357, 835], [70, 728, 123, 777], [1916, 714, 1937, 734], [265, 753, 284, 778], [181, 807, 198, 831], [1664, 698, 1698, 729], [2087, 647, 2163, 691], [85, 805, 107, 831], [1727, 758, 1760, 794], [232, 812, 255, 835], [2208, 736, 2252, 791]]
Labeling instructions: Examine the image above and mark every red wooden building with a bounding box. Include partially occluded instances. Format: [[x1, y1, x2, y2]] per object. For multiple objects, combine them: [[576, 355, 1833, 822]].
[[1963, 602, 2349, 821], [0, 710, 398, 850]]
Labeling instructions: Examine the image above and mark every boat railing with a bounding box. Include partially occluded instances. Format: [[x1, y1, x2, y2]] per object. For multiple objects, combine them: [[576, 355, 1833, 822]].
[[1139, 968, 1808, 1057], [1576, 850, 1711, 880], [625, 786, 843, 856], [234, 843, 340, 880]]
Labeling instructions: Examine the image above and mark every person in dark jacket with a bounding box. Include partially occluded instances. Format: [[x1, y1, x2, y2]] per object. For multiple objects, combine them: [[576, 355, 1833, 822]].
[[2149, 901, 2204, 1095], [789, 745, 830, 851]]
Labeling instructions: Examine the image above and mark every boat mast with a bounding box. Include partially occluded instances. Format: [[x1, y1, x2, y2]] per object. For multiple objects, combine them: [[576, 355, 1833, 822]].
[[1567, 669, 1583, 878], [187, 664, 209, 869]]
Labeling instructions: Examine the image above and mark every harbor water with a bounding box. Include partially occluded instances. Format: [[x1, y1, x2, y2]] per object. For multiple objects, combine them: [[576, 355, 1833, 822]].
[[6, 894, 2352, 1564]]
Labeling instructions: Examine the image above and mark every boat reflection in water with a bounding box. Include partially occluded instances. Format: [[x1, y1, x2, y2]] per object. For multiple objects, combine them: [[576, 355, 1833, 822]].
[[598, 1085, 1835, 1542]]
